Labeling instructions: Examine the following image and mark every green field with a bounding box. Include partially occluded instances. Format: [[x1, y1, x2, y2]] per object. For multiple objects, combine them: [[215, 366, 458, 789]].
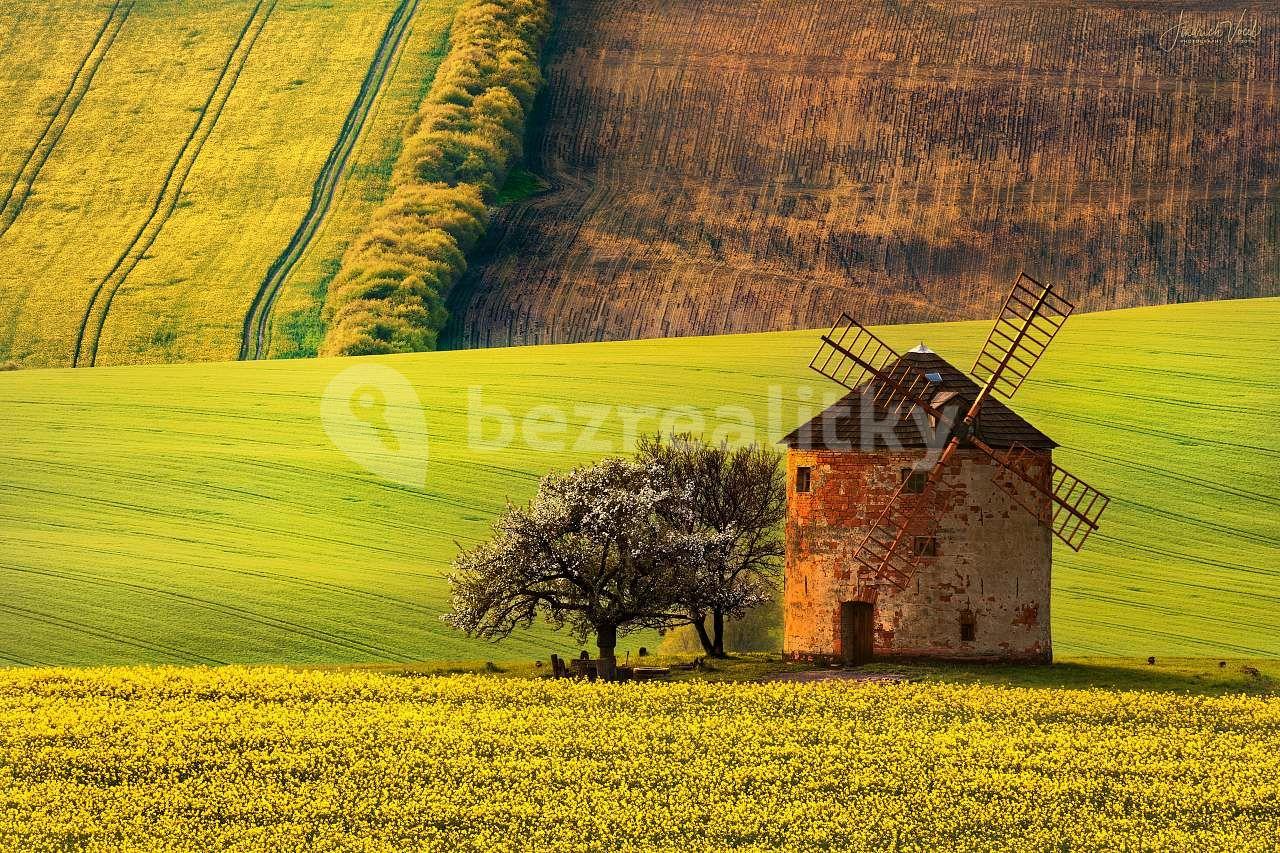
[[0, 0, 460, 368], [0, 297, 1276, 665]]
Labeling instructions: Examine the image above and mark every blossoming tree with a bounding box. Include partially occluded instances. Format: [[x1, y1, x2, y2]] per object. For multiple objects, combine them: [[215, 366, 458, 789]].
[[445, 457, 714, 679]]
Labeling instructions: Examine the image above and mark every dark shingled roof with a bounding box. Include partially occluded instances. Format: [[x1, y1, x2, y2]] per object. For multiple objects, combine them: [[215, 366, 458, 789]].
[[781, 349, 1056, 451]]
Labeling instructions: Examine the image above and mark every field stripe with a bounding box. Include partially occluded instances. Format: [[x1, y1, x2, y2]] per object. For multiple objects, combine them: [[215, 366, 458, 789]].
[[1063, 445, 1280, 509], [1053, 597, 1277, 658], [0, 649, 48, 667], [3, 532, 445, 616], [239, 0, 422, 360], [71, 0, 278, 368], [0, 563, 420, 662], [4, 452, 471, 547], [1, 481, 433, 563], [1094, 534, 1279, 580], [0, 602, 225, 665], [1116, 497, 1280, 550], [0, 0, 134, 240]]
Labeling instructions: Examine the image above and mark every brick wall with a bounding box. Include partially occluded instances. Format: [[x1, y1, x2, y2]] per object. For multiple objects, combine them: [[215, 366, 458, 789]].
[[784, 447, 1052, 663]]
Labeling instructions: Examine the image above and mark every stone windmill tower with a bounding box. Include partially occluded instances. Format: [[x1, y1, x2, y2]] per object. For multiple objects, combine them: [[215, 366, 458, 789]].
[[781, 275, 1110, 664]]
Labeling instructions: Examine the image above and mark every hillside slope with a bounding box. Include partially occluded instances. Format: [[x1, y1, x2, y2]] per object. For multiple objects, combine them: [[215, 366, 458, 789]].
[[446, 0, 1280, 348], [0, 0, 459, 368], [0, 298, 1276, 665]]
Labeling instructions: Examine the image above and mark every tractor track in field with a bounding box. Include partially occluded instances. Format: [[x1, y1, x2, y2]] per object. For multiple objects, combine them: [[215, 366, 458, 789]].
[[1054, 598, 1277, 658], [1068, 556, 1280, 611], [5, 531, 447, 619], [0, 563, 419, 662], [5, 453, 467, 560], [0, 0, 134, 240], [1061, 445, 1280, 510], [3, 481, 431, 565], [239, 0, 422, 360], [1094, 534, 1279, 580], [0, 601, 226, 665], [0, 650, 47, 667], [1116, 497, 1280, 550], [71, 0, 277, 368]]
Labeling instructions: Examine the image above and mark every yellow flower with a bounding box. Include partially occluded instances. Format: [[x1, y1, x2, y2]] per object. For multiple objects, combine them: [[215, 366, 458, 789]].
[[0, 667, 1276, 851]]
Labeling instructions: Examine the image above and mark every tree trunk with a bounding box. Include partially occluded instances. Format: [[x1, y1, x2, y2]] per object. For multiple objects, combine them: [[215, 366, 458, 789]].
[[711, 609, 727, 657], [690, 613, 716, 656], [596, 623, 618, 682]]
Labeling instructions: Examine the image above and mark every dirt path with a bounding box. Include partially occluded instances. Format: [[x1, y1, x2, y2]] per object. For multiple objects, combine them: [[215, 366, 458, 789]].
[[0, 0, 134, 240], [238, 0, 422, 361], [72, 0, 277, 368]]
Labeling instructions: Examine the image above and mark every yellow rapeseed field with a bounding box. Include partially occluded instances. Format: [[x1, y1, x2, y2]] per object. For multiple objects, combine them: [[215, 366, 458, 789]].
[[0, 667, 1276, 851], [0, 0, 459, 368]]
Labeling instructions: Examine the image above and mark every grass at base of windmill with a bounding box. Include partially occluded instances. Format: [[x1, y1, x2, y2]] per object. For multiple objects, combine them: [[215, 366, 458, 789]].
[[308, 653, 1280, 696], [0, 296, 1276, 666]]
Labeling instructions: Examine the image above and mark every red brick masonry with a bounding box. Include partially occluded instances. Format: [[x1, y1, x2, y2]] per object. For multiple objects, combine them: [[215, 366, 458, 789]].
[[784, 448, 1053, 662]]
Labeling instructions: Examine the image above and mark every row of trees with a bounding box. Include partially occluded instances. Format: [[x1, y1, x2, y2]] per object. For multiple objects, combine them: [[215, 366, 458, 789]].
[[445, 436, 786, 678], [319, 0, 551, 357]]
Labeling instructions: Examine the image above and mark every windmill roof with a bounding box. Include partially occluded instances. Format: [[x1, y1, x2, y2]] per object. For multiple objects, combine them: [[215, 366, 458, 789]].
[[781, 350, 1057, 452]]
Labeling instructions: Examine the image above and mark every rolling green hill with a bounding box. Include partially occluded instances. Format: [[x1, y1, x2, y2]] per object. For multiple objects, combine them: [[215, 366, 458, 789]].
[[0, 0, 460, 368], [0, 297, 1276, 665]]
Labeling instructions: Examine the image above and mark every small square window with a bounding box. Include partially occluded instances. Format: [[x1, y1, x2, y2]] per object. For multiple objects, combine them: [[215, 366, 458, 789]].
[[795, 466, 812, 493], [912, 536, 938, 557], [900, 467, 927, 494], [960, 614, 976, 642]]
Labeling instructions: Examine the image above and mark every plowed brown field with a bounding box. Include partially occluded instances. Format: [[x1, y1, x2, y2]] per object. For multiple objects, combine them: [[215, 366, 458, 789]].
[[445, 0, 1279, 348]]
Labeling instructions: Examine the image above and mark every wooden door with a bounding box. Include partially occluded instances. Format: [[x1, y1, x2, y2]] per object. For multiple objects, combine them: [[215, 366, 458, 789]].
[[839, 601, 874, 666]]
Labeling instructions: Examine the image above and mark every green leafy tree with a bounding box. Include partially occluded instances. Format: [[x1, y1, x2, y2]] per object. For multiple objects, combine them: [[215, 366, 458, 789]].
[[637, 434, 786, 657]]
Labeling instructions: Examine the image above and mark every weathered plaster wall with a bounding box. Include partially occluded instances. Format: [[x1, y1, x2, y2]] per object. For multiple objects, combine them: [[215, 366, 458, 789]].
[[784, 448, 1052, 662]]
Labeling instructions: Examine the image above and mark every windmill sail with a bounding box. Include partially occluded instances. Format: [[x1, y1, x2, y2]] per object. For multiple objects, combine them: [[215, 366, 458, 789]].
[[809, 272, 1109, 586], [850, 475, 942, 590], [970, 273, 1074, 400], [968, 438, 1109, 550], [811, 315, 945, 422]]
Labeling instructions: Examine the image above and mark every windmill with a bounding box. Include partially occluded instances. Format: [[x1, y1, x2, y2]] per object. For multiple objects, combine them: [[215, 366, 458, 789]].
[[806, 273, 1110, 592]]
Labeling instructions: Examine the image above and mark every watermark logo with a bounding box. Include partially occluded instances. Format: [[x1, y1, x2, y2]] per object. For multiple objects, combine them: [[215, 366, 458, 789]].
[[320, 364, 429, 489], [466, 387, 766, 454], [319, 365, 960, 487], [1160, 11, 1261, 53]]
